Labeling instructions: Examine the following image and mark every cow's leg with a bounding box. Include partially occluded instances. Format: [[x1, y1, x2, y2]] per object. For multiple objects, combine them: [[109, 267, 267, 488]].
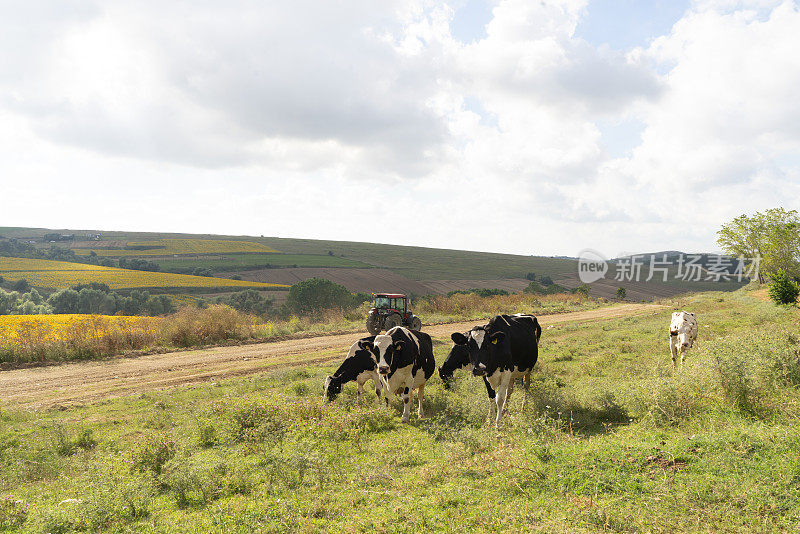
[[416, 383, 426, 418], [669, 340, 678, 367], [495, 382, 510, 428], [521, 371, 531, 411], [680, 349, 686, 367], [484, 378, 496, 424], [381, 376, 390, 406], [505, 381, 514, 414], [401, 386, 411, 423]]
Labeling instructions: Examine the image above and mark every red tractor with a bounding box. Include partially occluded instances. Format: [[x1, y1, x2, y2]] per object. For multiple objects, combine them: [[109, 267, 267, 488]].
[[365, 293, 422, 335]]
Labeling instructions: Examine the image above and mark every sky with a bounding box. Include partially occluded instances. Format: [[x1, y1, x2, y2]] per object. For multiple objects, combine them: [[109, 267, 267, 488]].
[[1, 0, 799, 258]]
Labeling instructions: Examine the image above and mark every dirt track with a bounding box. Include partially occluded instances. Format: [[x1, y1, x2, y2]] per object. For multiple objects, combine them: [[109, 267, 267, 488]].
[[0, 304, 665, 410]]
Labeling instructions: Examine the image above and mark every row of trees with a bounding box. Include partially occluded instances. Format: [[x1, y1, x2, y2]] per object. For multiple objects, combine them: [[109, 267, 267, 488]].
[[0, 288, 52, 314], [0, 284, 175, 316]]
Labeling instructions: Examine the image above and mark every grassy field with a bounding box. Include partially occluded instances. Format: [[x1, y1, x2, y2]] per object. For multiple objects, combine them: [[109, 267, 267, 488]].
[[154, 253, 372, 272], [73, 239, 278, 257], [0, 257, 289, 292], [0, 289, 798, 532]]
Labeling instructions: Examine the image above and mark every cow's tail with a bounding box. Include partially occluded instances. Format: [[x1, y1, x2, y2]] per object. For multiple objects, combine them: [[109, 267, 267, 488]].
[[533, 318, 542, 343]]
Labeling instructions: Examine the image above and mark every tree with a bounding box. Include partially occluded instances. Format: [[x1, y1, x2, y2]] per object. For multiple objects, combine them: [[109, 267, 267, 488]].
[[216, 290, 273, 316], [616, 287, 626, 300], [285, 278, 352, 316], [717, 208, 800, 281], [145, 295, 174, 316], [48, 289, 80, 314], [573, 284, 590, 297], [77, 289, 111, 314], [12, 279, 30, 292], [768, 269, 799, 305]]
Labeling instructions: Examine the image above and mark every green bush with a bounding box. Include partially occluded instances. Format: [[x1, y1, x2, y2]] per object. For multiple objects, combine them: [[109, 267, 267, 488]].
[[768, 269, 799, 305], [130, 434, 176, 475], [51, 426, 96, 457], [196, 420, 217, 448], [230, 401, 288, 444]]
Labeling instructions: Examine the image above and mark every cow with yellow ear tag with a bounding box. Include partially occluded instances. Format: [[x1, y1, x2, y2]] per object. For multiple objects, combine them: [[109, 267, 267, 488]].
[[362, 326, 435, 423], [450, 314, 541, 428]]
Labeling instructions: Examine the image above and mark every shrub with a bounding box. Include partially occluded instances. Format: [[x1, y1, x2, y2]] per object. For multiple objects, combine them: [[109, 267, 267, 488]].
[[51, 426, 96, 457], [130, 434, 176, 475], [768, 269, 799, 305], [230, 401, 288, 444], [160, 458, 226, 507], [573, 284, 590, 297], [163, 305, 255, 347], [197, 420, 217, 448]]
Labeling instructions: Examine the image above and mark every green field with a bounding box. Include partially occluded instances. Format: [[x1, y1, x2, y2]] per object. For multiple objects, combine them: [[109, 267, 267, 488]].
[[1, 289, 798, 532], [154, 253, 372, 272]]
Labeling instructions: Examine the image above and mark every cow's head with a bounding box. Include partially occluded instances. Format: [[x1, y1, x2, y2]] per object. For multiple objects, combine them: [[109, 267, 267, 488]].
[[364, 334, 403, 375], [451, 327, 506, 377], [438, 339, 470, 388], [323, 375, 342, 401], [670, 311, 696, 350]]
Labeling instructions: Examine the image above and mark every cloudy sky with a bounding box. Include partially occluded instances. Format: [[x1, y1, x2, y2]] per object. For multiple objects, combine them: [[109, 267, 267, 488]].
[[1, 0, 798, 257]]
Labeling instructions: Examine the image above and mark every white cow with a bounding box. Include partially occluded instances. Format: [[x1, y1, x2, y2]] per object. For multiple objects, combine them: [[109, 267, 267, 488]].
[[669, 311, 698, 366]]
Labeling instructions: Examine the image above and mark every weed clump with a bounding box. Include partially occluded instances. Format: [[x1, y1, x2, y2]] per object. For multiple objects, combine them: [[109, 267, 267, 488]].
[[130, 434, 176, 475], [230, 400, 288, 445]]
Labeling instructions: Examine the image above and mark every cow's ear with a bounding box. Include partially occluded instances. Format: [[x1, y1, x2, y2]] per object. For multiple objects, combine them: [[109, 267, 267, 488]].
[[451, 332, 468, 345], [489, 331, 506, 345], [358, 340, 373, 351]]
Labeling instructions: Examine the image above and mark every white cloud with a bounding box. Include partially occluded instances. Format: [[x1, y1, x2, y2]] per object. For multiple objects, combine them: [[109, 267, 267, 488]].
[[0, 0, 798, 257]]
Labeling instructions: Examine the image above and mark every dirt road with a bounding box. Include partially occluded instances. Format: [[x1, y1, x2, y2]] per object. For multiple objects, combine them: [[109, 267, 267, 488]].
[[0, 304, 665, 410]]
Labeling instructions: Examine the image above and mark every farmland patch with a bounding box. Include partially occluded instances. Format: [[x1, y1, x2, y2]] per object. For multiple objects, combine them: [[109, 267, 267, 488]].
[[0, 257, 288, 291], [73, 239, 278, 256]]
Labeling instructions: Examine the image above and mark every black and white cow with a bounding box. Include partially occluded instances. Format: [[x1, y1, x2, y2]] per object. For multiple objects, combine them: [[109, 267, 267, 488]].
[[438, 334, 497, 399], [450, 314, 541, 427], [362, 326, 435, 423], [323, 336, 383, 402]]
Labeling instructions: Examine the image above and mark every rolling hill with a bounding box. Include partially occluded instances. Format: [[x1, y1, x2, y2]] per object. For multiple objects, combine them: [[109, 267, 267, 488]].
[[0, 227, 748, 300]]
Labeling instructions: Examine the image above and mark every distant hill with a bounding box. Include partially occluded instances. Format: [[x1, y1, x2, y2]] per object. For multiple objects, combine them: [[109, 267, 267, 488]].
[[0, 227, 749, 300]]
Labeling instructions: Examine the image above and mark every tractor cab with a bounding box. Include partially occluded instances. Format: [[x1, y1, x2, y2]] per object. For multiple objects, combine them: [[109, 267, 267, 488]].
[[366, 293, 421, 334], [372, 293, 408, 316]]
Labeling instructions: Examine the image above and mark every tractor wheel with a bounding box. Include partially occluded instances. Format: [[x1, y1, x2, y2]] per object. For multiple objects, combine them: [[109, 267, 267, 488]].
[[410, 316, 422, 331], [366, 316, 382, 335], [383, 314, 402, 331]]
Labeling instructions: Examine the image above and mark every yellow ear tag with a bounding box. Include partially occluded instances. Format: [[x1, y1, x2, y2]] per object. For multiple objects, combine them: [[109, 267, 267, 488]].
[[492, 338, 498, 345]]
